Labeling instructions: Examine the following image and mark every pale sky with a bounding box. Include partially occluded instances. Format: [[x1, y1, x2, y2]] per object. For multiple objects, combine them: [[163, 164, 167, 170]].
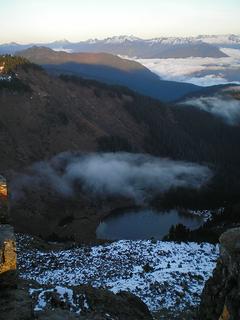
[[1, 0, 240, 44]]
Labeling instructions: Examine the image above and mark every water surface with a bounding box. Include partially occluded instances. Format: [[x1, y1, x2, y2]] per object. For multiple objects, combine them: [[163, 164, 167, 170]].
[[96, 209, 203, 240]]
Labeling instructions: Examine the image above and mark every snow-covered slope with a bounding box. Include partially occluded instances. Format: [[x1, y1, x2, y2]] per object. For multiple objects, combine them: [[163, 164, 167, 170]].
[[147, 37, 200, 45], [17, 235, 218, 313], [104, 35, 142, 44]]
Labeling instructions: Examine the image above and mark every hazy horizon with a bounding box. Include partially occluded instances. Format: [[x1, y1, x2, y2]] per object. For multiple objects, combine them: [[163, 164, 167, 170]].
[[1, 0, 240, 44]]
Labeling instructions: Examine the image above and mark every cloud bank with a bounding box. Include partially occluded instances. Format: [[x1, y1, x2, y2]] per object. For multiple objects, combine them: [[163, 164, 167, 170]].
[[11, 152, 212, 204], [131, 48, 240, 86], [182, 96, 240, 125]]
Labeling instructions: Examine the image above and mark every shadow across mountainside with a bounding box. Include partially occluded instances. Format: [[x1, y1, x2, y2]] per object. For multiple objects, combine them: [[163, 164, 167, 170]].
[[1, 57, 240, 242], [17, 46, 200, 102]]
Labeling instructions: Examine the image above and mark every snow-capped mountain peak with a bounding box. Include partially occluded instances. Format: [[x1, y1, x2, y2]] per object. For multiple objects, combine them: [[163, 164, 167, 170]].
[[147, 37, 201, 46], [104, 35, 142, 44]]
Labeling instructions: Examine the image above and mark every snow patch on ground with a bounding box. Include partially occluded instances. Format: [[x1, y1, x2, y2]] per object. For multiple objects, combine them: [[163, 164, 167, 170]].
[[52, 47, 73, 53], [29, 285, 88, 314], [17, 235, 218, 313], [0, 75, 12, 81]]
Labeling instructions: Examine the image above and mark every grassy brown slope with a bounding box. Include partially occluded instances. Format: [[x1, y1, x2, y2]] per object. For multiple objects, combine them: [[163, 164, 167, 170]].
[[1, 64, 240, 241], [0, 66, 147, 172], [17, 46, 147, 72], [16, 47, 201, 102]]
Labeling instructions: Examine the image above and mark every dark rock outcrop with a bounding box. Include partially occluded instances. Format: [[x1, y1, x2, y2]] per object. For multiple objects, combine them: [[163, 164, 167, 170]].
[[30, 284, 153, 320], [0, 280, 153, 320], [199, 227, 240, 320], [0, 175, 9, 224], [0, 177, 16, 289], [0, 224, 17, 289], [0, 280, 33, 320], [0, 225, 16, 275], [0, 177, 152, 320]]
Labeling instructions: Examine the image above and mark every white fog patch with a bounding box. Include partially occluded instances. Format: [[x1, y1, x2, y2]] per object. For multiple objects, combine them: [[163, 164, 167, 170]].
[[11, 153, 212, 204], [128, 48, 240, 86], [66, 153, 211, 202], [52, 47, 73, 53], [182, 96, 240, 125]]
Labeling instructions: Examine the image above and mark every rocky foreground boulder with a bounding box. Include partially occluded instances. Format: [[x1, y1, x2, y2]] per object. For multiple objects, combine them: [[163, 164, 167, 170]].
[[0, 225, 152, 320], [0, 176, 152, 319], [0, 225, 16, 277], [0, 176, 17, 288], [0, 281, 153, 320], [0, 226, 153, 320], [199, 227, 240, 320]]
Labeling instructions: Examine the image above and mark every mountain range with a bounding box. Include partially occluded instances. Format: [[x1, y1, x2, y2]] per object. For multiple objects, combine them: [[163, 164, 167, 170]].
[[2, 34, 240, 58]]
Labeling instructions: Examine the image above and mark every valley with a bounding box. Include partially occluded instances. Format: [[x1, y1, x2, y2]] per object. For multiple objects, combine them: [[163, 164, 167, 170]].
[[1, 32, 240, 319], [0, 57, 239, 243]]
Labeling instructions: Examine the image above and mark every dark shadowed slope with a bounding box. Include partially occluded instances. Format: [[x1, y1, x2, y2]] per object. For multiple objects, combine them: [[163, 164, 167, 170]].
[[1, 60, 240, 219], [0, 62, 240, 178], [16, 46, 201, 102]]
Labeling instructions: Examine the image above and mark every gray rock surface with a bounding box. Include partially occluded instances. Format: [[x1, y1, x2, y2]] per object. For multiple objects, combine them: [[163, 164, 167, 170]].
[[0, 280, 153, 320], [199, 227, 240, 320]]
